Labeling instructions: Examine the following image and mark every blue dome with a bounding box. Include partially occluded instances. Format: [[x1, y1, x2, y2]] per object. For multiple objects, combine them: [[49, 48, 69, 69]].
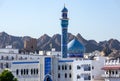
[[61, 7, 68, 12], [67, 38, 85, 58]]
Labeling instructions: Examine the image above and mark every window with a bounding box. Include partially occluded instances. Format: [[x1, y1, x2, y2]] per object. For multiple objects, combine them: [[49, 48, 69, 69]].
[[69, 65, 72, 70], [6, 56, 9, 60], [88, 75, 91, 80], [11, 56, 14, 60], [77, 65, 81, 69], [16, 69, 19, 75], [58, 65, 60, 70], [77, 75, 80, 79], [36, 69, 38, 74], [31, 69, 33, 75], [21, 69, 23, 75], [84, 64, 91, 71], [116, 71, 118, 74], [92, 66, 94, 69], [65, 73, 67, 78], [84, 74, 91, 80], [26, 69, 29, 75], [112, 71, 114, 75], [69, 73, 72, 78], [62, 13, 67, 18], [25, 57, 27, 60], [109, 70, 111, 74], [106, 71, 108, 74], [65, 65, 67, 70], [0, 63, 3, 69], [34, 68, 36, 74], [58, 73, 60, 78], [20, 57, 23, 60], [62, 65, 64, 70], [24, 69, 26, 75], [105, 60, 107, 63], [6, 62, 9, 68], [1, 56, 4, 60]]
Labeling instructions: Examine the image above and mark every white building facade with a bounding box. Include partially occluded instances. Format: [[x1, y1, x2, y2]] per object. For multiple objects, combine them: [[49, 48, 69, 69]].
[[0, 47, 107, 81], [102, 58, 120, 81]]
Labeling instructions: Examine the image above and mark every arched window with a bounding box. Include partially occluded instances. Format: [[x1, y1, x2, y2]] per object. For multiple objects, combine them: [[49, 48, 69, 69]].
[[21, 69, 23, 75], [58, 73, 60, 78], [34, 68, 36, 74], [26, 69, 29, 75], [11, 56, 14, 60], [65, 73, 67, 78], [116, 71, 118, 74], [69, 73, 72, 78], [109, 70, 111, 74], [112, 71, 114, 75], [58, 65, 60, 70], [16, 69, 19, 75], [62, 13, 67, 19], [36, 69, 38, 74], [31, 69, 33, 75], [24, 69, 26, 75], [62, 65, 64, 70], [65, 65, 67, 70], [69, 65, 72, 70]]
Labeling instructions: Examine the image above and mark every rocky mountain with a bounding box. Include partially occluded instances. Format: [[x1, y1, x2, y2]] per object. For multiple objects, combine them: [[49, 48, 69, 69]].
[[108, 50, 120, 59], [37, 34, 51, 50], [0, 32, 31, 49], [0, 32, 120, 54]]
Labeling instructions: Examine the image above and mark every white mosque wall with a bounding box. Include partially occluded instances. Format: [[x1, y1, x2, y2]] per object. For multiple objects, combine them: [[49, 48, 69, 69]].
[[92, 56, 106, 81]]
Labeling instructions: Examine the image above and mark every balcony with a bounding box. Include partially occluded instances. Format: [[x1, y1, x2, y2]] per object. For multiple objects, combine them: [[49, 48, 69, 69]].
[[102, 74, 109, 77], [102, 74, 120, 78]]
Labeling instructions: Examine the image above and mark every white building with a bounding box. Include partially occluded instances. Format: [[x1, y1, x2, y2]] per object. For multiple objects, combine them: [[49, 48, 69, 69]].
[[0, 47, 106, 81], [102, 57, 120, 81]]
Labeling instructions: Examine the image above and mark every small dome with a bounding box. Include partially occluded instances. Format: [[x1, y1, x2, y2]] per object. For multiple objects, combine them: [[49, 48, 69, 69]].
[[67, 38, 85, 58], [61, 6, 68, 12]]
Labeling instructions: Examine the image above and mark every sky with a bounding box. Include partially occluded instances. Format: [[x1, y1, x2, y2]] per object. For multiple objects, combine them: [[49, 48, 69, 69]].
[[0, 0, 120, 42]]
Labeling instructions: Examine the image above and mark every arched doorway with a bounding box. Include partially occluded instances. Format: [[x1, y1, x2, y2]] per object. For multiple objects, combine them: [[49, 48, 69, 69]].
[[44, 75, 52, 81]]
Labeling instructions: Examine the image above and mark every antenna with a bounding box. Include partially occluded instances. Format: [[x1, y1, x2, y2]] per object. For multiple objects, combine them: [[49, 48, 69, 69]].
[[64, 3, 66, 7]]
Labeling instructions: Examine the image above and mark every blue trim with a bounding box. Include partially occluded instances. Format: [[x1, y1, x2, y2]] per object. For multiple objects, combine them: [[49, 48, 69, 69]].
[[44, 57, 51, 75], [12, 61, 39, 64], [58, 60, 73, 63], [68, 54, 83, 57]]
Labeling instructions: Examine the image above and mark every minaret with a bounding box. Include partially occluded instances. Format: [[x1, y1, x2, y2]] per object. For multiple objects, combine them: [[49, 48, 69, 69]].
[[60, 5, 69, 58]]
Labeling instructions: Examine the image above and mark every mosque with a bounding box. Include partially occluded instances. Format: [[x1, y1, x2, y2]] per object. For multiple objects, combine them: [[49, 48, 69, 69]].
[[0, 6, 108, 81]]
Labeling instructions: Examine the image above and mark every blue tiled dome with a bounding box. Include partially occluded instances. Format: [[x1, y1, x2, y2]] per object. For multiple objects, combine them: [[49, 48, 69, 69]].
[[61, 7, 68, 12], [67, 38, 85, 58]]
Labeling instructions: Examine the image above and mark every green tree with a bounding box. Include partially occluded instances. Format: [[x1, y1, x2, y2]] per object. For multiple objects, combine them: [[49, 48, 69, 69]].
[[0, 70, 18, 81]]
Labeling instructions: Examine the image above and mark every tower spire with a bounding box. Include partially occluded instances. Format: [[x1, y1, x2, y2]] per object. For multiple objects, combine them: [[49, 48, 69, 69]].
[[64, 3, 65, 7]]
